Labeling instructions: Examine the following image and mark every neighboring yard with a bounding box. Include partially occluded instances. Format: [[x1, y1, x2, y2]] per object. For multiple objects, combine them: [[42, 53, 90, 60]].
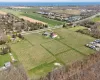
[[9, 28, 95, 79], [0, 44, 17, 67], [0, 54, 11, 67]]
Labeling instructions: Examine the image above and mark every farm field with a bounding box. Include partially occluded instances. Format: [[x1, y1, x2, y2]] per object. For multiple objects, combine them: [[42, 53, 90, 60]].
[[22, 13, 63, 26], [20, 16, 47, 24], [0, 8, 63, 27], [67, 26, 87, 31], [9, 28, 96, 79]]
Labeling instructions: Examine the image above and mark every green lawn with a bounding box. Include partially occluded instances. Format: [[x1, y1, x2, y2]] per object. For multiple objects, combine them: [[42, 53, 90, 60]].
[[68, 26, 87, 32], [54, 28, 95, 55], [10, 40, 55, 70], [57, 50, 85, 65], [0, 54, 11, 67], [9, 28, 95, 79], [92, 17, 100, 22], [22, 13, 63, 26], [0, 44, 17, 67], [41, 40, 70, 55]]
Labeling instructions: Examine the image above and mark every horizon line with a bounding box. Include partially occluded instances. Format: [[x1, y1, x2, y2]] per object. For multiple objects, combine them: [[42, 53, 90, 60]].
[[0, 1, 100, 3]]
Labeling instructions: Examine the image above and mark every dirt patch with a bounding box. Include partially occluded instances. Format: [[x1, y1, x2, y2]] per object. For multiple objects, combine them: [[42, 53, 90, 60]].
[[20, 16, 47, 25], [0, 11, 7, 15]]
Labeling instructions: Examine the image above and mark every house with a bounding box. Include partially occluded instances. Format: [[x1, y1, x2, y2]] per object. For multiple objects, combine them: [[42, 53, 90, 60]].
[[50, 32, 58, 38]]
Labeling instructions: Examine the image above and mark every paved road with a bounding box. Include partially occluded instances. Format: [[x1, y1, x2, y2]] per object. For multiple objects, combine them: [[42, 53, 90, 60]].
[[73, 12, 100, 24]]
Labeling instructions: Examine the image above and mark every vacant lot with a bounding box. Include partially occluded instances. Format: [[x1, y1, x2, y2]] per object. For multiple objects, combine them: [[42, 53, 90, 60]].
[[10, 28, 95, 79]]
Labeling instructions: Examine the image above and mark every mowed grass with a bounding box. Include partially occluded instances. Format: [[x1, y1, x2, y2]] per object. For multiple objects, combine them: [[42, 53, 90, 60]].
[[57, 50, 85, 65], [0, 54, 11, 67], [54, 28, 95, 55], [22, 13, 63, 26], [10, 40, 55, 70], [9, 28, 96, 79], [68, 26, 87, 32], [41, 40, 70, 55], [24, 33, 52, 45], [0, 44, 17, 67], [92, 17, 100, 22]]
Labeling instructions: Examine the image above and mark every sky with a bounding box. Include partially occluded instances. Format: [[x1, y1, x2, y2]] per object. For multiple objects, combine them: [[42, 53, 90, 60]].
[[0, 0, 100, 2]]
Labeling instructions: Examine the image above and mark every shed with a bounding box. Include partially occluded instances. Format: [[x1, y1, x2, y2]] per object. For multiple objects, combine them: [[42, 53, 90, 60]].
[[42, 32, 50, 36], [4, 62, 11, 68]]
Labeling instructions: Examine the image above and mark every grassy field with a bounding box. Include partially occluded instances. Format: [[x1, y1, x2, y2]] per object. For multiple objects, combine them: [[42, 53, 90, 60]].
[[0, 8, 22, 16], [0, 54, 11, 67], [22, 13, 63, 26], [9, 28, 96, 79], [0, 44, 18, 67], [91, 17, 100, 30], [51, 9, 80, 15], [92, 16, 100, 22], [0, 8, 63, 27], [67, 26, 87, 31], [57, 50, 85, 65]]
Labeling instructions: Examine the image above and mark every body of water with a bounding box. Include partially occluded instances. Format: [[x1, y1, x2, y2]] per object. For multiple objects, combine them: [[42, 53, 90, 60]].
[[0, 2, 100, 6]]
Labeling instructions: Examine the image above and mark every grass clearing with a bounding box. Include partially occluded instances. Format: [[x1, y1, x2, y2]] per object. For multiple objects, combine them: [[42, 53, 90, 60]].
[[67, 26, 87, 31], [9, 28, 95, 79], [92, 17, 100, 22], [22, 13, 63, 26], [41, 40, 70, 55], [0, 54, 11, 67], [57, 50, 85, 65], [10, 41, 55, 70]]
